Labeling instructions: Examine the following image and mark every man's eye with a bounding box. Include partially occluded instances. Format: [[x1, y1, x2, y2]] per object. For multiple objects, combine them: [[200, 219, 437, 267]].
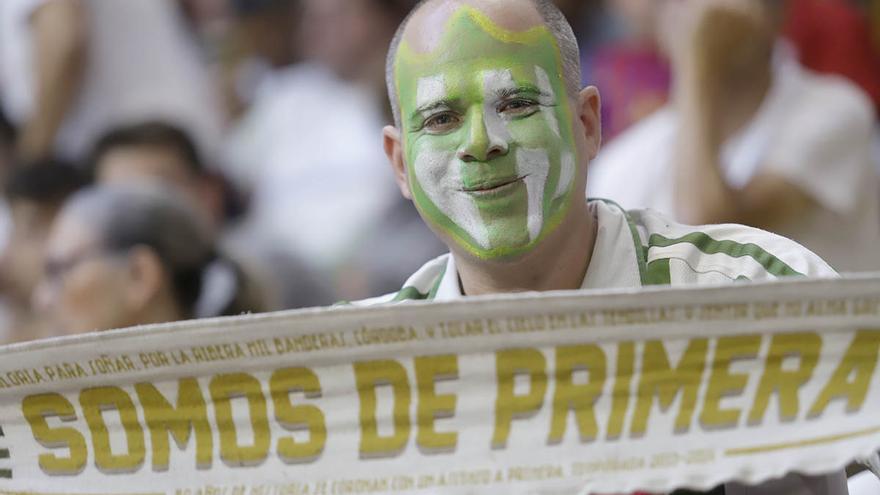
[[423, 112, 461, 132], [499, 99, 539, 116]]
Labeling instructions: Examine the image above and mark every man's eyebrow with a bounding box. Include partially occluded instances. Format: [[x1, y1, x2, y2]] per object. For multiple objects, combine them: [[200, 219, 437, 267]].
[[412, 98, 458, 119], [494, 85, 550, 100]]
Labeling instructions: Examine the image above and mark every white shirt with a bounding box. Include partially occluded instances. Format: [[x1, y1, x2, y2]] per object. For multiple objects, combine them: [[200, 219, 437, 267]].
[[224, 65, 398, 272], [588, 46, 879, 274], [0, 0, 222, 160]]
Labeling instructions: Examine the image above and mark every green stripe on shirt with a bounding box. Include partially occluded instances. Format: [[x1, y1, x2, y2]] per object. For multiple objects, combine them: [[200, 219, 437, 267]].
[[393, 265, 447, 302], [647, 232, 804, 278], [392, 286, 430, 302], [645, 258, 672, 285], [426, 265, 447, 300], [595, 199, 650, 286]]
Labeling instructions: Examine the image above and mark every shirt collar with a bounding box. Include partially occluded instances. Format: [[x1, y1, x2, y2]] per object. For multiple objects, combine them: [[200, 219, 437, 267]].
[[434, 254, 464, 301], [580, 200, 644, 290]]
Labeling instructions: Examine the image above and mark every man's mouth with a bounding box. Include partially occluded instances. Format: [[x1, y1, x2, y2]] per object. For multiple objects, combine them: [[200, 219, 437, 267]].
[[461, 176, 527, 195]]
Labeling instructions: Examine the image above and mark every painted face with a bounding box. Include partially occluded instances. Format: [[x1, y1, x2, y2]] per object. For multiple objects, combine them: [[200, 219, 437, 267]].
[[395, 6, 579, 260]]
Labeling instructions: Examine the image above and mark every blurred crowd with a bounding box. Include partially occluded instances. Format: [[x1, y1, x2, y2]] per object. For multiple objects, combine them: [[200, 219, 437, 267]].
[[0, 0, 879, 344]]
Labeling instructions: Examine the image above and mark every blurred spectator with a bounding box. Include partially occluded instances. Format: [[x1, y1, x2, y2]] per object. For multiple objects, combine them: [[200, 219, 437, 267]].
[[0, 162, 86, 343], [0, 110, 14, 172], [337, 196, 446, 299], [300, 0, 409, 89], [0, 0, 222, 163], [552, 0, 616, 64], [218, 0, 303, 120], [783, 0, 880, 112], [89, 121, 227, 229], [589, 0, 880, 273], [0, 111, 15, 251], [589, 0, 671, 142], [572, 0, 880, 142], [224, 0, 443, 300], [33, 185, 263, 336], [88, 121, 332, 311], [874, 0, 880, 50]]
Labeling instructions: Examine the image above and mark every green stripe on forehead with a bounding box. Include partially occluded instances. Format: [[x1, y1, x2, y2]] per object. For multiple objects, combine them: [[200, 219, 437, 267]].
[[394, 5, 566, 121]]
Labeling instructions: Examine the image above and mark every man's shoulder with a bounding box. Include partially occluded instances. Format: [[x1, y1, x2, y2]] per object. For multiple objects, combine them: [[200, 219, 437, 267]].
[[345, 254, 450, 307], [621, 205, 837, 283]]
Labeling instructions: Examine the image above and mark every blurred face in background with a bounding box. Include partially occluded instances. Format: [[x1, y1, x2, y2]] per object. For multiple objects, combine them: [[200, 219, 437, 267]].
[[300, 0, 399, 81], [0, 199, 57, 305], [33, 211, 132, 335], [232, 0, 301, 68], [99, 146, 197, 194], [95, 145, 222, 228]]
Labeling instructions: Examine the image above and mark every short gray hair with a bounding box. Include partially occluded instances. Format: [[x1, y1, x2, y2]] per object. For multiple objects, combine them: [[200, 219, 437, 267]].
[[64, 184, 215, 316], [385, 0, 582, 127]]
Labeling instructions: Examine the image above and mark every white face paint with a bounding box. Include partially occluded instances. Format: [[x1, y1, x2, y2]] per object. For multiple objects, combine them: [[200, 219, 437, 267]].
[[415, 75, 491, 248], [535, 66, 561, 138], [482, 69, 515, 147], [555, 151, 575, 201], [414, 149, 491, 249], [516, 148, 551, 241], [416, 74, 446, 110], [535, 66, 574, 201]]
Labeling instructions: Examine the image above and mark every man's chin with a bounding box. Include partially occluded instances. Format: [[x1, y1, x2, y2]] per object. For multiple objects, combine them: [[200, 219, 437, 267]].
[[450, 238, 541, 264]]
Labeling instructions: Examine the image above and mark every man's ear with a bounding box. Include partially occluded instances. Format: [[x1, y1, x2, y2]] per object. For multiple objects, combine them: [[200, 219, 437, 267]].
[[124, 246, 165, 311], [383, 125, 412, 199], [576, 86, 602, 160]]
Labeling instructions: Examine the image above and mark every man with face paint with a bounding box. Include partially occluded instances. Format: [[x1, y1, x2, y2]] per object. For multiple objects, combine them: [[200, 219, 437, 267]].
[[356, 1, 849, 492]]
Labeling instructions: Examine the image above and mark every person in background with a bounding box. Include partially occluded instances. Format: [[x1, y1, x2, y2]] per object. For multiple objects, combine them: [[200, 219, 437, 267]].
[[0, 110, 14, 168], [224, 0, 444, 301], [33, 185, 262, 336], [88, 121, 228, 230], [587, 0, 671, 142], [783, 0, 880, 113], [217, 0, 303, 121], [0, 0, 222, 163], [589, 0, 879, 273], [552, 0, 623, 79], [873, 0, 880, 51], [0, 162, 86, 343], [88, 121, 332, 311], [0, 111, 16, 248], [565, 0, 880, 143]]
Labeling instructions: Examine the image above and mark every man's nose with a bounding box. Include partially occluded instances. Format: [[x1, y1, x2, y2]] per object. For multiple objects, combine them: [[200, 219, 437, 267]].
[[457, 109, 508, 162]]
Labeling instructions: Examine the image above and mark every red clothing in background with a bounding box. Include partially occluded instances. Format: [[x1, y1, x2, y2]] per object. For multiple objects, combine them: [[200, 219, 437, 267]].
[[783, 0, 880, 113], [588, 45, 671, 143]]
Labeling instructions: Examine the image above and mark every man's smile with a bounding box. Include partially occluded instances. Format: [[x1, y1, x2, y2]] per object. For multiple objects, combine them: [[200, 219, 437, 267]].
[[460, 175, 527, 196]]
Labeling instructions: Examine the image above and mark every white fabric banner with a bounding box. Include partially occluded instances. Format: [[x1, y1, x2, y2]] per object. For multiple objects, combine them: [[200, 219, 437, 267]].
[[1, 276, 880, 495]]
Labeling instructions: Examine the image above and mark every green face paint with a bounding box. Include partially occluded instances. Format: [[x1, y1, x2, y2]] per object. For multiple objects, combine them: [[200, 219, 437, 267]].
[[394, 6, 579, 260]]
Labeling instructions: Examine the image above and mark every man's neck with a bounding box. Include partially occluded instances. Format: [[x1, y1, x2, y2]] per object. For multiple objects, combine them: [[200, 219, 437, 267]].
[[454, 201, 597, 296]]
